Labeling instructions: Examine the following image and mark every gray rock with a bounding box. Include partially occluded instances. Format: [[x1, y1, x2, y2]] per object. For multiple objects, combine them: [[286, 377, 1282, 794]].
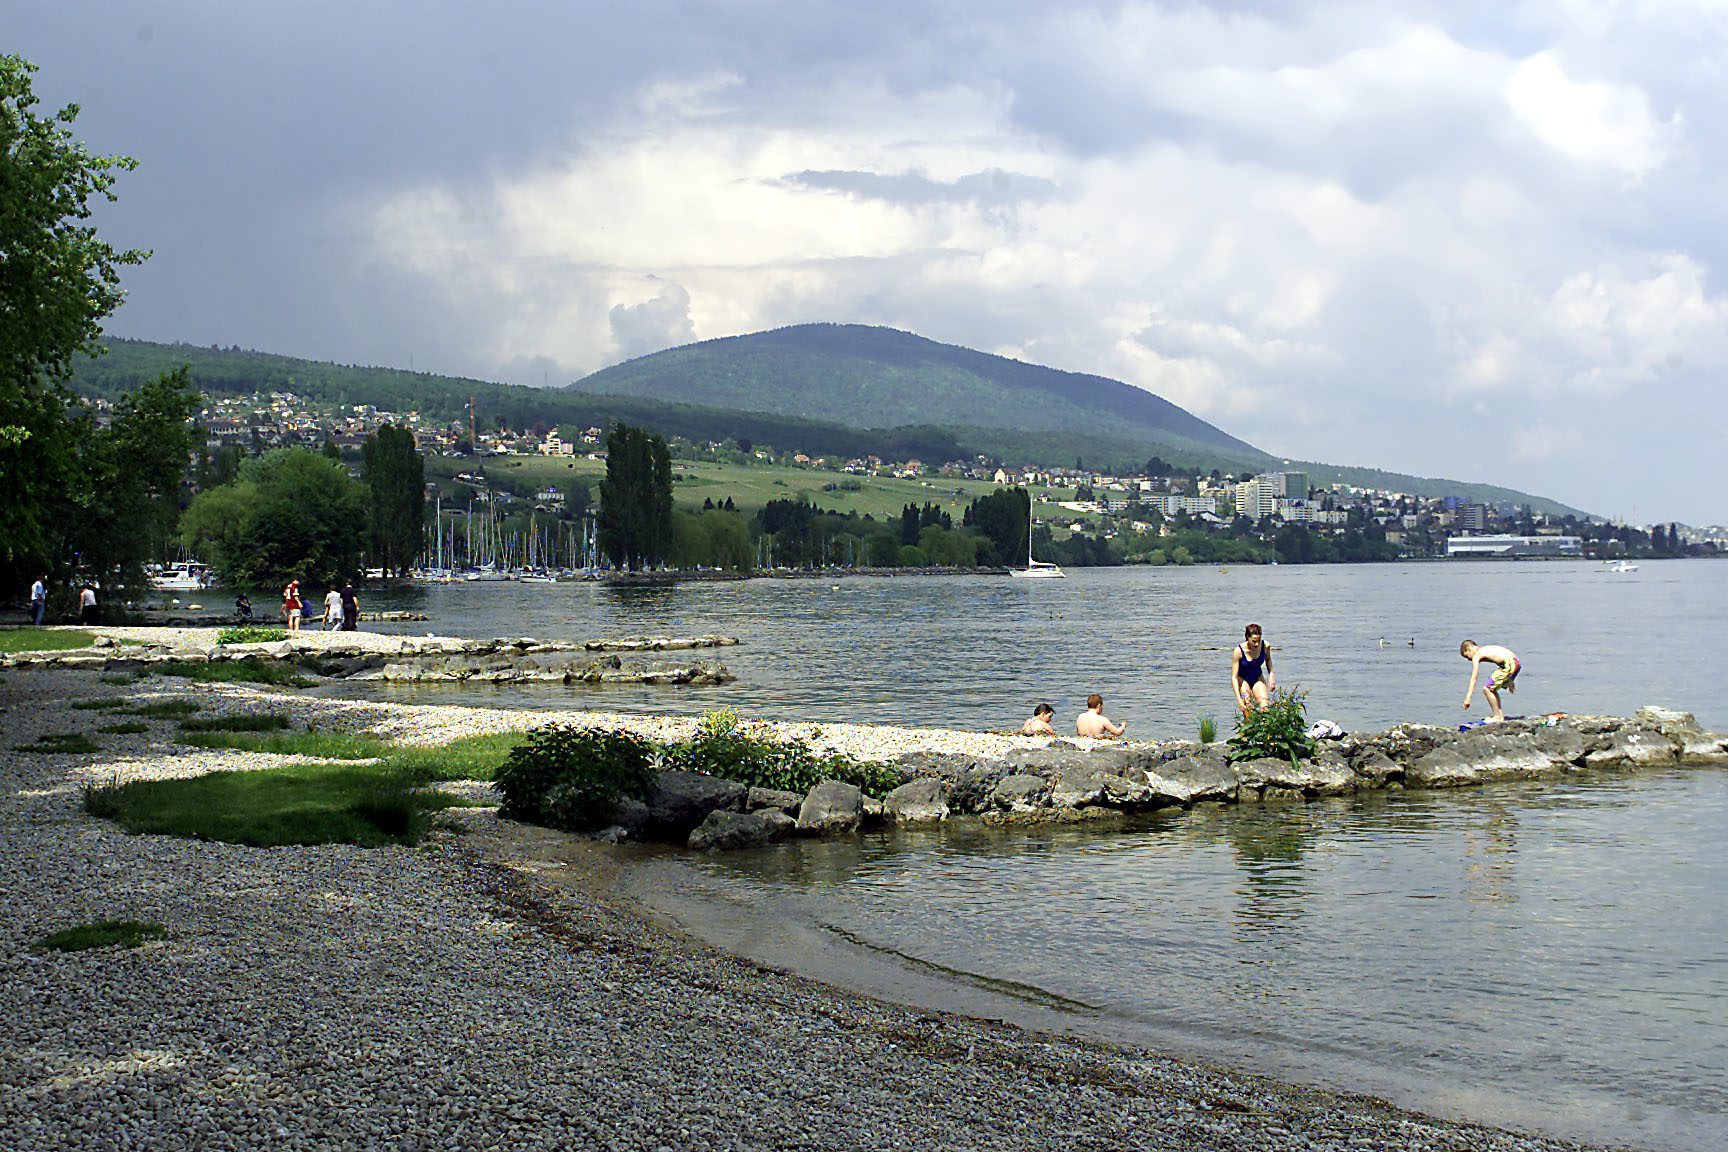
[[606, 797, 652, 838], [1407, 731, 1561, 787], [1233, 756, 1354, 796], [797, 780, 863, 834], [1583, 727, 1679, 768], [1681, 732, 1728, 762], [687, 809, 796, 851], [1528, 724, 1588, 766], [1049, 767, 1159, 810], [645, 771, 747, 837], [883, 777, 950, 824], [745, 786, 804, 813], [990, 774, 1049, 811], [1349, 748, 1402, 786], [1160, 753, 1237, 802]]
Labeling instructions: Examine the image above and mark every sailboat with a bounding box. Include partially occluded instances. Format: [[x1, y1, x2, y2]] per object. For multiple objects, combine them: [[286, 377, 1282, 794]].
[[1009, 493, 1065, 579]]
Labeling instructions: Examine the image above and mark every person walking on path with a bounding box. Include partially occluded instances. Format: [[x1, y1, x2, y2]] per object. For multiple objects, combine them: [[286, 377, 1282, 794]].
[[323, 586, 344, 631], [29, 574, 47, 626], [282, 580, 303, 633], [1231, 622, 1276, 716], [79, 585, 98, 625], [1460, 639, 1521, 722], [1076, 694, 1125, 738], [339, 582, 359, 632]]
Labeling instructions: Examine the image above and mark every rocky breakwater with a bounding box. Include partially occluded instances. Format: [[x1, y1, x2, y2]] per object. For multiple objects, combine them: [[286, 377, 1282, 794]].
[[1, 631, 737, 687], [603, 708, 1727, 852]]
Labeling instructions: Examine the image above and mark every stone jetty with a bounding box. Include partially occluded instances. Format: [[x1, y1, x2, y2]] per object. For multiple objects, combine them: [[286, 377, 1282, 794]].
[[645, 707, 1728, 851]]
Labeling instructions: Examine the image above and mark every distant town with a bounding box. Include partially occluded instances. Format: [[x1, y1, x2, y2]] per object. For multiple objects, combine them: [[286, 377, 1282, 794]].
[[116, 389, 1724, 561]]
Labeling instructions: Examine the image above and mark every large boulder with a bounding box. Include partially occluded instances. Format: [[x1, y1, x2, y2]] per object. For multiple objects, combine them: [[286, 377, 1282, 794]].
[[1159, 753, 1237, 802], [1583, 727, 1678, 768], [1049, 767, 1159, 810], [797, 780, 863, 834], [1349, 748, 1402, 787], [884, 777, 950, 824], [645, 770, 747, 837], [1407, 731, 1562, 788], [1233, 755, 1355, 797], [1528, 725, 1588, 767], [990, 774, 1050, 812], [688, 809, 796, 851], [746, 786, 804, 814]]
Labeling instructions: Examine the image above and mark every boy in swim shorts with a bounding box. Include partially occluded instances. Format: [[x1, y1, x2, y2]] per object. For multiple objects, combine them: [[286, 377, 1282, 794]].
[[1459, 639, 1520, 722]]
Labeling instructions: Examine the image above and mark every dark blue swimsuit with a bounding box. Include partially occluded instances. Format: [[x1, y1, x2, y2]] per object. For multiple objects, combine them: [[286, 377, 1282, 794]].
[[1236, 644, 1268, 687]]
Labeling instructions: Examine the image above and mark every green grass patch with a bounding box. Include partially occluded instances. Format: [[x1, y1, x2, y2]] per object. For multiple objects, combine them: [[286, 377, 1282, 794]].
[[15, 732, 100, 755], [148, 660, 317, 687], [216, 626, 289, 645], [33, 919, 167, 952], [176, 729, 388, 759], [122, 700, 203, 720], [98, 721, 150, 735], [379, 731, 527, 782], [0, 628, 95, 654], [84, 763, 459, 847], [178, 713, 292, 733], [71, 698, 130, 711]]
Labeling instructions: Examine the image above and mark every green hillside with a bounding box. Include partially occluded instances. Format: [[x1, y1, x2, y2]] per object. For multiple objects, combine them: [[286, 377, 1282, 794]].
[[69, 335, 1585, 516], [570, 323, 1270, 466]]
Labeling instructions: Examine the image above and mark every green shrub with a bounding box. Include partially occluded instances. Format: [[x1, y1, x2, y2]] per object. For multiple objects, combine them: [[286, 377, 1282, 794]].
[[33, 920, 167, 952], [662, 708, 900, 796], [1226, 689, 1315, 766], [1198, 716, 1218, 744], [216, 626, 289, 645], [496, 725, 657, 832]]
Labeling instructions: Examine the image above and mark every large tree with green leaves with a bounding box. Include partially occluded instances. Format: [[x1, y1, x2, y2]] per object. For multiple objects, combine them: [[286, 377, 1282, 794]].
[[597, 423, 673, 570], [361, 423, 424, 576], [1, 54, 149, 586], [181, 448, 366, 589]]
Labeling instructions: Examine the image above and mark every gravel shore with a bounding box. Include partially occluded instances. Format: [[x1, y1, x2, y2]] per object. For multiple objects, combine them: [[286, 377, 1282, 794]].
[[0, 663, 1632, 1151]]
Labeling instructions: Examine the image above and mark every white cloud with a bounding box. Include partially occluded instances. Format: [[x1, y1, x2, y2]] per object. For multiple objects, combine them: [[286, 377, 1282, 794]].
[[1505, 51, 1679, 175]]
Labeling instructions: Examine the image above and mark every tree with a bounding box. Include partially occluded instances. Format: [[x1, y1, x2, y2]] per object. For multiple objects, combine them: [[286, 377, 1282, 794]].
[[0, 54, 149, 585], [597, 423, 672, 569], [181, 448, 366, 587], [361, 423, 425, 576], [965, 486, 1028, 565]]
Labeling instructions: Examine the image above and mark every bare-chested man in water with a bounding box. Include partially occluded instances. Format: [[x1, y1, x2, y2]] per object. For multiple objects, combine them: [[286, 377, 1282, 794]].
[[1075, 693, 1125, 738]]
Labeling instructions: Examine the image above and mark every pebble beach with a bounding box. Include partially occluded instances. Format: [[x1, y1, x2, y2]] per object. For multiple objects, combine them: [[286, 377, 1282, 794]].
[[0, 629, 1634, 1151]]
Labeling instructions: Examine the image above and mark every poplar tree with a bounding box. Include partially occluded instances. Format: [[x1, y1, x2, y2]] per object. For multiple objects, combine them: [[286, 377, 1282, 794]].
[[598, 423, 673, 569], [361, 423, 425, 576]]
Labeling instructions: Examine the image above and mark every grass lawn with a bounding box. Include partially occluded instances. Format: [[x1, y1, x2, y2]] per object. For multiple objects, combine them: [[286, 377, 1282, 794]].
[[176, 729, 388, 759], [380, 731, 525, 781], [0, 628, 94, 654], [15, 732, 100, 755], [178, 713, 292, 733], [84, 762, 462, 848], [33, 919, 168, 952]]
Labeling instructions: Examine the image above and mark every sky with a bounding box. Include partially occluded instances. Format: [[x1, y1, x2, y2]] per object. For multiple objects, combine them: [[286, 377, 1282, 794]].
[[11, 1, 1727, 525]]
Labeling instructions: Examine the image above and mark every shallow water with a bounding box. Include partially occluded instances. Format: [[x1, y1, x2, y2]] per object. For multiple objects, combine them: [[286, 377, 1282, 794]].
[[336, 558, 1728, 735], [636, 769, 1728, 1152]]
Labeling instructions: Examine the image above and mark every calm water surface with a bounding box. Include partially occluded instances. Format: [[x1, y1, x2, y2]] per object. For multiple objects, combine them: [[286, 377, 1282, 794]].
[[347, 559, 1728, 733], [339, 560, 1726, 1148]]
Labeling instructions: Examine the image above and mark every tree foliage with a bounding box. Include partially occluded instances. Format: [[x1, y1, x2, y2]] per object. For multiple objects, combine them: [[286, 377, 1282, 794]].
[[0, 54, 149, 582], [181, 448, 366, 588], [361, 423, 424, 576], [597, 423, 673, 569]]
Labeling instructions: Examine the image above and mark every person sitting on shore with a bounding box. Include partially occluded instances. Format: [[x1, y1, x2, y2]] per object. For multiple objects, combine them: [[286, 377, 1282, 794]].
[[1076, 694, 1125, 739], [1460, 639, 1521, 722], [1021, 702, 1057, 736], [1231, 622, 1276, 715], [235, 592, 253, 621]]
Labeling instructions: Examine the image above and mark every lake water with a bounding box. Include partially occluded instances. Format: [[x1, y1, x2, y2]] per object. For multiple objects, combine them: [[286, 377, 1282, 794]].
[[344, 560, 1727, 1149], [348, 559, 1728, 734]]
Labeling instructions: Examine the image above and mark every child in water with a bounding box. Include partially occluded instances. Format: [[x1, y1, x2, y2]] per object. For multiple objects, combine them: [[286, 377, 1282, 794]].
[[1459, 639, 1521, 722]]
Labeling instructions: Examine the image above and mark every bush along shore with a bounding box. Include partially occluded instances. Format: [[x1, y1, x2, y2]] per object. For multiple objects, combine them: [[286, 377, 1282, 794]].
[[0, 629, 740, 686], [501, 704, 1728, 852]]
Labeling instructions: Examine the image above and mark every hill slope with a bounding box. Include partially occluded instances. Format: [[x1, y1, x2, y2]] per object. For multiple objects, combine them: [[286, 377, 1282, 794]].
[[569, 323, 1270, 466]]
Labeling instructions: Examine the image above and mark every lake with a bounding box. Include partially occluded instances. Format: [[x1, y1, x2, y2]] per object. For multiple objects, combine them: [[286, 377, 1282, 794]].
[[343, 559, 1726, 1150]]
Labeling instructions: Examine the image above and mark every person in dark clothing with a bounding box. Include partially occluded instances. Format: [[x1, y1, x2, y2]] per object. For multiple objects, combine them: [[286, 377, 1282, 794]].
[[339, 582, 359, 631], [235, 592, 253, 621]]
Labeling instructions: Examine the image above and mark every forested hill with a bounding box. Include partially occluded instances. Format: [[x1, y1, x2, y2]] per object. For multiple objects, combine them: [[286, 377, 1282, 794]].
[[569, 323, 1271, 467]]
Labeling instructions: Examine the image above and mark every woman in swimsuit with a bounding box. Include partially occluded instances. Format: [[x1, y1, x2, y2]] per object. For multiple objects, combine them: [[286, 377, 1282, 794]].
[[1231, 622, 1275, 715]]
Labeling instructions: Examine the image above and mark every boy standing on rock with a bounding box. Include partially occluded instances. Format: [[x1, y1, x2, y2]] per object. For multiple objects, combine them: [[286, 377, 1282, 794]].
[[1460, 639, 1521, 722]]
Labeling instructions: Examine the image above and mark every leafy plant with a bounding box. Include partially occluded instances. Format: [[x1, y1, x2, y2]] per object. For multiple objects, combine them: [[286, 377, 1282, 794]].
[[1198, 715, 1218, 744], [1226, 689, 1315, 766], [33, 920, 167, 952], [216, 626, 288, 645], [495, 725, 657, 832], [661, 708, 899, 796]]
